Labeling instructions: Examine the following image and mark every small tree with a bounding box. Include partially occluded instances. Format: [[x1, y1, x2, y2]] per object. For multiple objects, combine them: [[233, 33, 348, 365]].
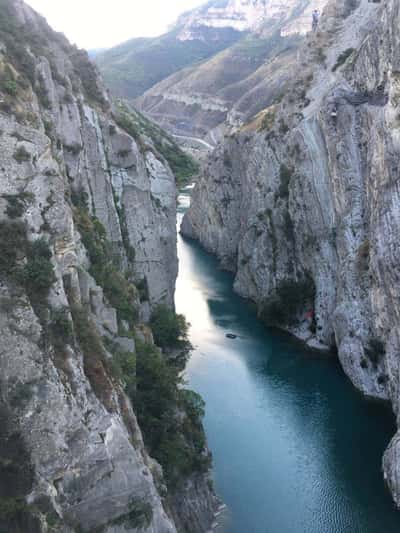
[[150, 305, 189, 350]]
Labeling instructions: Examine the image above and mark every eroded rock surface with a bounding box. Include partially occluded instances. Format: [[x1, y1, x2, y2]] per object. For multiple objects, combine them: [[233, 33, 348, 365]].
[[0, 1, 216, 531], [183, 0, 400, 506]]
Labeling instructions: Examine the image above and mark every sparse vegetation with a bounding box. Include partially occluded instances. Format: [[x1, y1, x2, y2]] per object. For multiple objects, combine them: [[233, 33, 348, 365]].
[[0, 220, 28, 275], [70, 304, 115, 409], [154, 139, 199, 185], [114, 102, 199, 185], [278, 164, 293, 198], [332, 48, 355, 72], [111, 500, 153, 529], [72, 191, 139, 325], [260, 276, 316, 327], [13, 146, 31, 163], [259, 108, 276, 131], [19, 238, 55, 300], [69, 48, 108, 109], [364, 337, 385, 367], [4, 192, 34, 218]]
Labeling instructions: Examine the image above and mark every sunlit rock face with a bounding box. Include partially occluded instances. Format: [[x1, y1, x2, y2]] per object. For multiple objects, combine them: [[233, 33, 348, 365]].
[[183, 0, 400, 509], [177, 0, 328, 40], [0, 1, 216, 531]]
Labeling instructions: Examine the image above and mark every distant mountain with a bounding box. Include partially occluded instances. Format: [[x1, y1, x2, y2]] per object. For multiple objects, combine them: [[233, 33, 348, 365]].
[[96, 0, 328, 146], [95, 26, 242, 99]]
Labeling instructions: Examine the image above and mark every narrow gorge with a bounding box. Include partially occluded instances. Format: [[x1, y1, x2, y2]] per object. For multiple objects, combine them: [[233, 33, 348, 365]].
[[182, 0, 400, 512], [2, 0, 400, 531]]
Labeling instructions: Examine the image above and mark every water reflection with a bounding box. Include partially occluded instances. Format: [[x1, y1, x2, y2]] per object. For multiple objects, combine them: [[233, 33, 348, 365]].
[[176, 191, 399, 533]]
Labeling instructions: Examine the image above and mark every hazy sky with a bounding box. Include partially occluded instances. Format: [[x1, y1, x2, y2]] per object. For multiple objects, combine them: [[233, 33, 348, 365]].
[[25, 0, 205, 50]]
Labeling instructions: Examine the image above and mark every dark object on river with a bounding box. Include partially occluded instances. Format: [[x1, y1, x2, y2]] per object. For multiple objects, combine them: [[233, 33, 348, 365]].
[[226, 333, 237, 339]]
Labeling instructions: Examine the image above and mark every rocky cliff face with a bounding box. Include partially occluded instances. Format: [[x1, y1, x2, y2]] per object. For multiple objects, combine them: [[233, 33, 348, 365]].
[[0, 0, 216, 531], [177, 0, 324, 40], [183, 0, 400, 507]]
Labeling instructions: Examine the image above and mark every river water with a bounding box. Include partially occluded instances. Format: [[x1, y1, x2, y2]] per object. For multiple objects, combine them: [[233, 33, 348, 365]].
[[175, 188, 400, 533]]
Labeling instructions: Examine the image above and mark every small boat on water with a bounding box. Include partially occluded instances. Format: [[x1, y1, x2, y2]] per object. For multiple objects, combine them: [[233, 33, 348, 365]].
[[226, 333, 237, 339]]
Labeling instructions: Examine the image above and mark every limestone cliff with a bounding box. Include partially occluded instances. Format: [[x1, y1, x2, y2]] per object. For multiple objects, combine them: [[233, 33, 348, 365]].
[[183, 0, 400, 507], [0, 0, 216, 531]]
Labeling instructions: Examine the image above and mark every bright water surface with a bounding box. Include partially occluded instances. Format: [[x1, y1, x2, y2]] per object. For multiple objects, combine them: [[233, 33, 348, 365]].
[[175, 188, 400, 533]]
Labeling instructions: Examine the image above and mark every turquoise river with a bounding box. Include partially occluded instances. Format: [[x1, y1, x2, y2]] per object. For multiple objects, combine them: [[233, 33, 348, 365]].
[[175, 188, 400, 533]]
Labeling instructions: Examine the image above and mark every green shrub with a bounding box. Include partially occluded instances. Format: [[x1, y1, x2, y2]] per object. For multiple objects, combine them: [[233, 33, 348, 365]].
[[71, 187, 89, 210], [64, 143, 82, 156], [13, 146, 31, 163], [50, 307, 73, 345], [364, 337, 385, 367], [112, 500, 153, 529], [19, 238, 55, 297], [134, 340, 209, 489], [0, 220, 28, 275], [155, 140, 199, 185], [2, 79, 18, 96], [259, 108, 276, 131], [332, 48, 355, 72], [0, 498, 28, 521], [278, 164, 293, 198], [69, 48, 108, 109], [4, 192, 34, 218], [260, 276, 315, 327], [105, 340, 136, 397], [150, 305, 189, 350], [115, 113, 141, 141]]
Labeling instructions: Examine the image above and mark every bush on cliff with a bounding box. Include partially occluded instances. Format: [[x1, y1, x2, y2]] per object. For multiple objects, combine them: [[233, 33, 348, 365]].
[[133, 339, 210, 489], [260, 276, 315, 327], [150, 305, 189, 351]]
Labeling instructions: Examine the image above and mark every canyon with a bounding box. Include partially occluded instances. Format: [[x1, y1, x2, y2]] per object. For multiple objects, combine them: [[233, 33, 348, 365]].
[[182, 0, 400, 508]]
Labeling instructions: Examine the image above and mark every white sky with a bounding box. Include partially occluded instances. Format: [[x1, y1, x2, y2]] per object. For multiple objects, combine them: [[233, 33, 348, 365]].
[[25, 0, 206, 50]]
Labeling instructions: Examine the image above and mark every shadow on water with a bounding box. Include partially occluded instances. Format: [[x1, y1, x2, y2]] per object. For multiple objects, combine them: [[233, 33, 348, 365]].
[[176, 193, 399, 533]]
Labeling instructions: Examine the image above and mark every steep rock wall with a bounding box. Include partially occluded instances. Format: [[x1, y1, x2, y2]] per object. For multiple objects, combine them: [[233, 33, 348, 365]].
[[183, 0, 400, 506], [0, 0, 216, 531]]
